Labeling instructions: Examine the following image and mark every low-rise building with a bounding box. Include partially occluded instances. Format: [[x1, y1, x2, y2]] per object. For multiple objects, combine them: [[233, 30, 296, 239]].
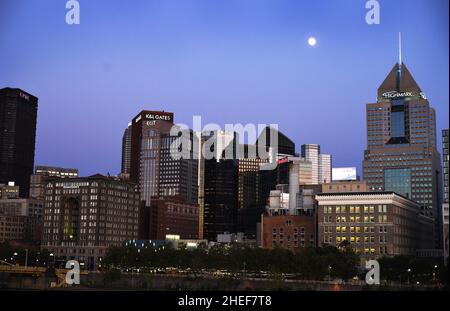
[[0, 182, 20, 199], [30, 165, 78, 200], [321, 180, 369, 193], [316, 192, 435, 261], [41, 174, 140, 270], [140, 197, 199, 240], [261, 214, 315, 250], [0, 197, 43, 242]]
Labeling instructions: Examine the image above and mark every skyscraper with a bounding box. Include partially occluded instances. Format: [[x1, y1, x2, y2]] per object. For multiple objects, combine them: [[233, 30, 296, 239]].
[[0, 88, 38, 198], [198, 131, 239, 241], [301, 144, 320, 184], [121, 122, 132, 176], [299, 158, 313, 185], [129, 110, 174, 205], [319, 154, 332, 184], [443, 129, 449, 204], [301, 144, 331, 185], [442, 129, 449, 261], [158, 131, 198, 204], [362, 59, 442, 248]]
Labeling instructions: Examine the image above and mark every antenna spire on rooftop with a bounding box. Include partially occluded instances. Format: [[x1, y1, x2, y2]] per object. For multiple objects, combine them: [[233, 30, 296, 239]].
[[398, 32, 402, 68]]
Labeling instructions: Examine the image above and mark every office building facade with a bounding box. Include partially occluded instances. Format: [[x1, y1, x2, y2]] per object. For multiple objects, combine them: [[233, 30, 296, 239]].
[[41, 174, 140, 269], [158, 131, 198, 204], [319, 154, 332, 184], [362, 62, 442, 247], [199, 131, 239, 241], [0, 197, 43, 242], [121, 122, 132, 176], [0, 88, 38, 198], [261, 214, 315, 250], [129, 110, 174, 205], [301, 144, 320, 184], [145, 197, 199, 240], [442, 129, 449, 262], [299, 158, 313, 185], [316, 192, 434, 260], [30, 165, 79, 200], [0, 182, 20, 199], [301, 144, 331, 185]]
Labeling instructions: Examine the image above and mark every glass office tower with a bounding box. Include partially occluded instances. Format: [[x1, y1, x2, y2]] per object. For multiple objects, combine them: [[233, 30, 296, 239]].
[[363, 62, 442, 248]]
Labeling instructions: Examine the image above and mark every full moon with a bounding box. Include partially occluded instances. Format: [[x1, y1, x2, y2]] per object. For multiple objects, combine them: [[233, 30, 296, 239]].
[[308, 37, 317, 46]]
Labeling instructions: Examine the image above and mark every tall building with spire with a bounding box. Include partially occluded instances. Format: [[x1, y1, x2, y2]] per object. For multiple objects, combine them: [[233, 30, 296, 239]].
[[363, 37, 442, 248]]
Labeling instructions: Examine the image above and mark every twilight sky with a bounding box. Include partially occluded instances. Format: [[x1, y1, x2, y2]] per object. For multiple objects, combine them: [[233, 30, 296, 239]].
[[0, 0, 448, 176]]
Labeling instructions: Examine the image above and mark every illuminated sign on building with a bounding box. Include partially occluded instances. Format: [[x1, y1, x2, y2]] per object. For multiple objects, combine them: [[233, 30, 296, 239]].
[[135, 113, 172, 123], [381, 91, 427, 100], [277, 157, 289, 165], [144, 113, 172, 121], [332, 167, 357, 181]]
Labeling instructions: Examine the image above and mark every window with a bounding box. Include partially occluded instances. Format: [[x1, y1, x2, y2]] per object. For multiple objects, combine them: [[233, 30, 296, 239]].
[[384, 168, 412, 198]]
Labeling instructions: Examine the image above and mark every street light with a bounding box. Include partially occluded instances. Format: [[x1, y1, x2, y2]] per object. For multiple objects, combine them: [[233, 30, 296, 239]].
[[13, 252, 18, 265], [407, 268, 412, 285], [433, 264, 438, 281], [49, 253, 55, 268]]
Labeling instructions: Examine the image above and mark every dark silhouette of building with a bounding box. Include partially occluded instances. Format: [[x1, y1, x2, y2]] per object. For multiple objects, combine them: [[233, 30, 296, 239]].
[[199, 131, 239, 241], [0, 88, 38, 197], [145, 197, 199, 240], [121, 122, 132, 175]]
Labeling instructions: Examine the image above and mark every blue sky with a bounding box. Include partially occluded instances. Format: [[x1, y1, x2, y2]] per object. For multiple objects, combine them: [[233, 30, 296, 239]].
[[0, 0, 448, 175]]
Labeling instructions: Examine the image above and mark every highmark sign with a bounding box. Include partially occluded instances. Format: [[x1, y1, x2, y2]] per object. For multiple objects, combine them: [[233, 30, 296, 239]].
[[381, 91, 427, 100]]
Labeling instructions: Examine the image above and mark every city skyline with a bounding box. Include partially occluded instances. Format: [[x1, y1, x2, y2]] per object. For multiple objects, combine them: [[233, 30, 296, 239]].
[[0, 0, 448, 177]]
